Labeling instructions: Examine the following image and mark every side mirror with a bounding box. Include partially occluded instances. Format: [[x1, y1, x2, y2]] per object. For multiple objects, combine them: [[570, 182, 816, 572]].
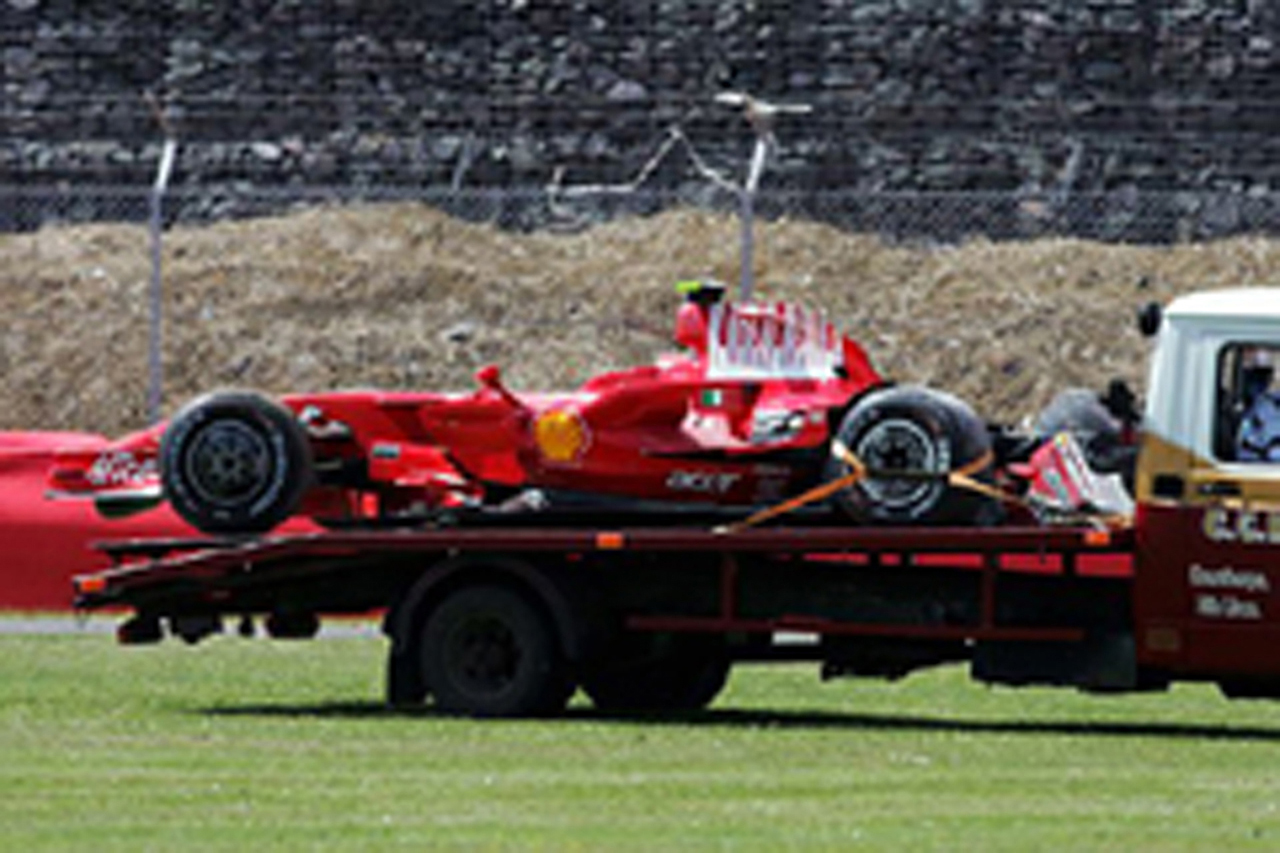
[[1137, 302, 1162, 338]]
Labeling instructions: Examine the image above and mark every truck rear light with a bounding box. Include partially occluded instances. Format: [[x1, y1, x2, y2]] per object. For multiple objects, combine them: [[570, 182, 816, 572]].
[[595, 532, 625, 550], [75, 575, 107, 595], [1083, 529, 1112, 547]]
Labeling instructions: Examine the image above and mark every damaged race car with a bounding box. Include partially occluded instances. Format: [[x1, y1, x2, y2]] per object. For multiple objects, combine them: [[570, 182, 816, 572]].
[[49, 281, 1004, 535]]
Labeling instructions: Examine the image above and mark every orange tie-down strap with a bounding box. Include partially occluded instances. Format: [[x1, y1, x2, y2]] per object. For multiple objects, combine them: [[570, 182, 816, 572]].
[[717, 442, 1004, 533]]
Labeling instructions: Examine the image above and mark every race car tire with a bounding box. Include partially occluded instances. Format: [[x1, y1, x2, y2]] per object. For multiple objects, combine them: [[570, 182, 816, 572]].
[[581, 635, 730, 713], [160, 391, 312, 535], [825, 386, 996, 525], [421, 585, 573, 718]]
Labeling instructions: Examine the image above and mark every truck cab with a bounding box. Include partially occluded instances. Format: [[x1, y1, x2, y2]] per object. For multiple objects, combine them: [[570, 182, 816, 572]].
[[1133, 288, 1280, 685]]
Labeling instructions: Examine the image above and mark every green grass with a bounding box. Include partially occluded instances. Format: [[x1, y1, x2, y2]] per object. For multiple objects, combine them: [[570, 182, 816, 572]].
[[4, 629, 1280, 851]]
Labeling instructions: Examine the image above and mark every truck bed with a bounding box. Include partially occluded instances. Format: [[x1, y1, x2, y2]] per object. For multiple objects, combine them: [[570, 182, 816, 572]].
[[77, 519, 1132, 638]]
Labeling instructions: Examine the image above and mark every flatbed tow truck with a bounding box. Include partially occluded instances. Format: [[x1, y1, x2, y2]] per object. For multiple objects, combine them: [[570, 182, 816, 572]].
[[71, 288, 1280, 717]]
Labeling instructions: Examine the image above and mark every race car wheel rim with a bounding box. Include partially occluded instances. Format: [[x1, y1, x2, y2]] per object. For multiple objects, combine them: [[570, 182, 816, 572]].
[[183, 420, 273, 508], [854, 418, 946, 511]]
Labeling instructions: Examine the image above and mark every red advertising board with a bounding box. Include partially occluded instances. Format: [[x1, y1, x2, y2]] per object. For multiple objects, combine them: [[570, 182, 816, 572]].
[[0, 433, 193, 610]]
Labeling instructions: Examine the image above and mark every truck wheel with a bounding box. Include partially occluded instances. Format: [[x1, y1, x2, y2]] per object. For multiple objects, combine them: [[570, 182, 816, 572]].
[[581, 635, 729, 713], [825, 386, 996, 525], [421, 585, 572, 718], [160, 392, 312, 535], [386, 645, 428, 709], [1218, 678, 1280, 700]]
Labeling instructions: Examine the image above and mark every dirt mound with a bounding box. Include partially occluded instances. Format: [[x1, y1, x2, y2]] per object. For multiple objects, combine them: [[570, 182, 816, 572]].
[[2, 204, 1275, 437]]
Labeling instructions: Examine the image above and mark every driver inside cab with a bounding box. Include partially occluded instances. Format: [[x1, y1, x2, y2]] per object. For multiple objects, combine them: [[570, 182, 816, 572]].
[[1237, 347, 1280, 462]]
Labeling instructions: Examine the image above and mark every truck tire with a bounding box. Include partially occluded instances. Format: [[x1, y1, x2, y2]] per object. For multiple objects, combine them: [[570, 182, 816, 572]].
[[386, 645, 428, 709], [1218, 678, 1280, 700], [421, 585, 573, 717], [825, 386, 996, 525], [581, 635, 730, 713], [160, 392, 312, 535]]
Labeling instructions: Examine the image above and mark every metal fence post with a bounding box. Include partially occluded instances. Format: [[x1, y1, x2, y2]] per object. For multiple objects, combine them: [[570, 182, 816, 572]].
[[715, 92, 811, 303], [738, 134, 768, 303], [147, 138, 176, 425]]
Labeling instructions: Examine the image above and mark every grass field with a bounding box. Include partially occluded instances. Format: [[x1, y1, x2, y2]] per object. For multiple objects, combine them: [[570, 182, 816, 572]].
[[4, 630, 1280, 851]]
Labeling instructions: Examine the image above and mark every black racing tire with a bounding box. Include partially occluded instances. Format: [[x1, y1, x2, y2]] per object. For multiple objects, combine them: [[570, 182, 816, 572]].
[[160, 391, 312, 535], [421, 585, 572, 718], [581, 635, 730, 713], [825, 386, 996, 525]]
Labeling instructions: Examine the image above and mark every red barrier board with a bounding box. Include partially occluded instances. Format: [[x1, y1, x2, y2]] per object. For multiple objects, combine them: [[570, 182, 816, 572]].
[[0, 432, 193, 610]]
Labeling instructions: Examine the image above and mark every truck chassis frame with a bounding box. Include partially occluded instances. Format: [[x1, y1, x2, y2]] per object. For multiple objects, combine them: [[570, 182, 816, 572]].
[[76, 518, 1146, 716]]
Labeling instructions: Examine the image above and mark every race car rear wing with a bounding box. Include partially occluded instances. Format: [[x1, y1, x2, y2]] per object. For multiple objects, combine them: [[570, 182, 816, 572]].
[[706, 302, 843, 381]]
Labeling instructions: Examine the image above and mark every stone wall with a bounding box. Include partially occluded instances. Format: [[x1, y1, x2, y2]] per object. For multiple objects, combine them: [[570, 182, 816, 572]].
[[3, 1, 1280, 207]]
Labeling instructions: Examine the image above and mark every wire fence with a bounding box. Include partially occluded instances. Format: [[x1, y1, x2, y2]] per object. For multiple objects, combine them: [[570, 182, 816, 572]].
[[5, 175, 1277, 435], [4, 183, 1280, 244]]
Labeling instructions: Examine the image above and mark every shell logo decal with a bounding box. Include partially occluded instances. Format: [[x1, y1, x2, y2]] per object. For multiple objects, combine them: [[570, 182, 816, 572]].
[[534, 408, 590, 464]]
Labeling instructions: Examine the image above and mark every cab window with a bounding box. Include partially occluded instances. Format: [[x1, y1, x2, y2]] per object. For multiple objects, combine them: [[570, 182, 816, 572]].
[[1215, 343, 1280, 463]]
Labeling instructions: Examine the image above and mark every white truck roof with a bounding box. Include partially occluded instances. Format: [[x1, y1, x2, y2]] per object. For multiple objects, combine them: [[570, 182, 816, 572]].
[[1165, 288, 1280, 325], [1146, 287, 1280, 467]]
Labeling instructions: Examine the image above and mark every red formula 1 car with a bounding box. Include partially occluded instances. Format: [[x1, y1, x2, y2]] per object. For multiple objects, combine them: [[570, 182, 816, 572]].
[[48, 284, 999, 534]]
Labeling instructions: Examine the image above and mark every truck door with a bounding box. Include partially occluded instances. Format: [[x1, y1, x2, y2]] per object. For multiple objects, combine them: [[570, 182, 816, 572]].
[[1174, 340, 1280, 676]]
